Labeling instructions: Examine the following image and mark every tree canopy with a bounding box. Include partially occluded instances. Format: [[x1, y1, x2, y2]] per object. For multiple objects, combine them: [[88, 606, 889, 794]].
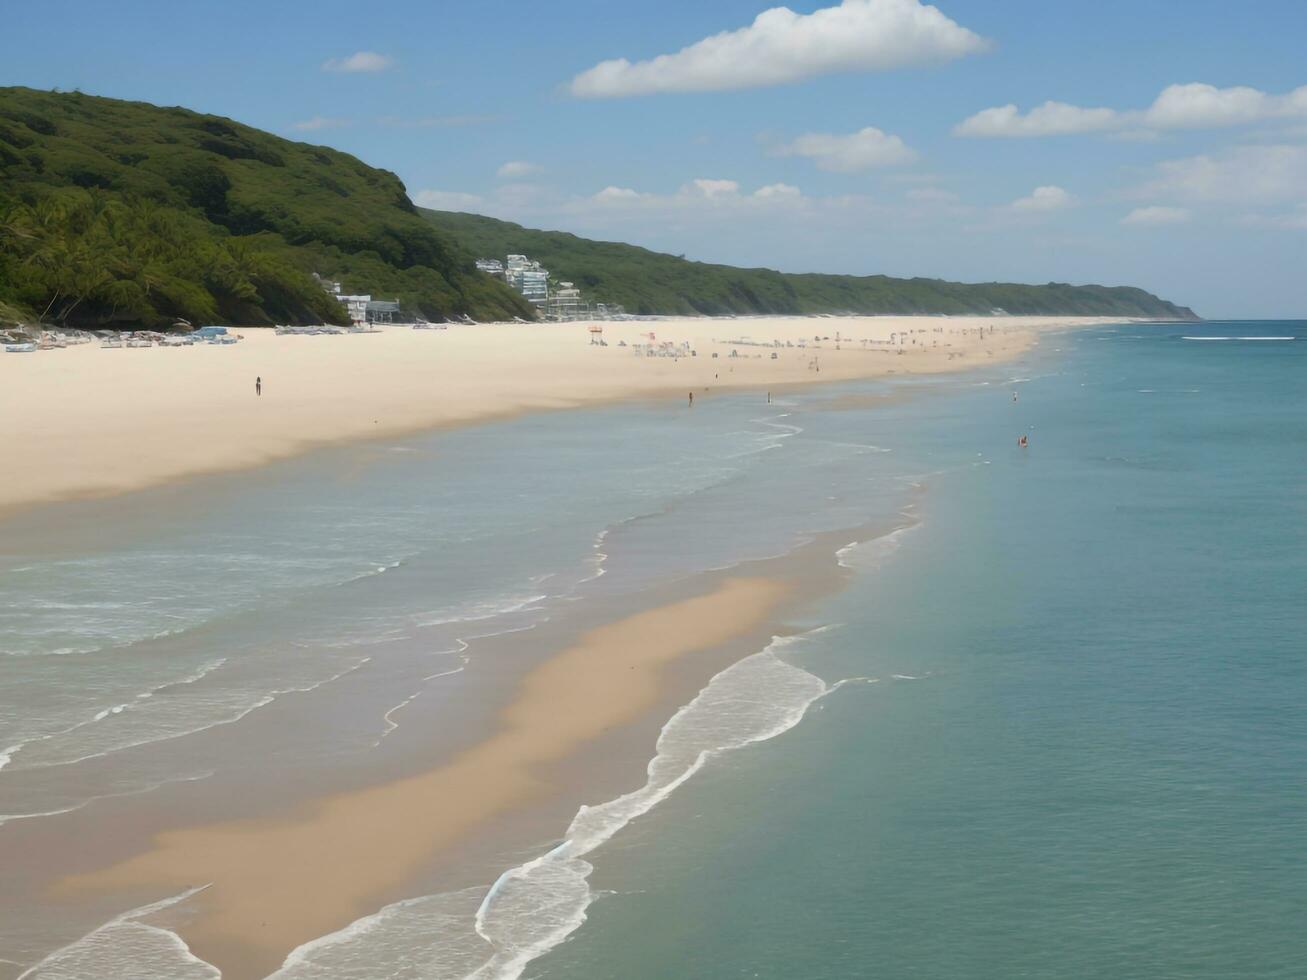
[[0, 87, 534, 327], [426, 210, 1199, 320]]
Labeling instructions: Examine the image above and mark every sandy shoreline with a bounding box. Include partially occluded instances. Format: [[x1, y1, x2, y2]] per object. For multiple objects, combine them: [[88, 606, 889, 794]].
[[54, 576, 796, 978], [0, 315, 1128, 519]]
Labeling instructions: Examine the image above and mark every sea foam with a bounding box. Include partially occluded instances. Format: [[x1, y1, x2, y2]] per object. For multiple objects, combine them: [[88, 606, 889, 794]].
[[269, 632, 858, 980], [17, 887, 218, 980]]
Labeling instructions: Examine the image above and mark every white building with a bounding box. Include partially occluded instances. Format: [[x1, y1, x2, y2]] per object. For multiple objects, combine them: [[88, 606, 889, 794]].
[[505, 254, 549, 307], [546, 281, 584, 321], [337, 294, 371, 326]]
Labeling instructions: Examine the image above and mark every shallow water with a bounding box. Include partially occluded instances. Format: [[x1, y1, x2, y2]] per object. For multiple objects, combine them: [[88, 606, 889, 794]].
[[5, 322, 1303, 978], [531, 321, 1307, 980]]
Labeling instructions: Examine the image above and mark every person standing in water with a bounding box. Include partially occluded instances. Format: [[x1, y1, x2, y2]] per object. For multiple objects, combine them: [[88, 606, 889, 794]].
[[688, 391, 694, 407], [255, 376, 262, 397]]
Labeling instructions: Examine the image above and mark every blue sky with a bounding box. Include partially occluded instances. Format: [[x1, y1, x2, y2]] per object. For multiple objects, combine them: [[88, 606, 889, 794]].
[[8, 0, 1307, 317]]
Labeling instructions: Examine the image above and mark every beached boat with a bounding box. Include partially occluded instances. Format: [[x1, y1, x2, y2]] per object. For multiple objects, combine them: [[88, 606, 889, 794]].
[[5, 342, 37, 353]]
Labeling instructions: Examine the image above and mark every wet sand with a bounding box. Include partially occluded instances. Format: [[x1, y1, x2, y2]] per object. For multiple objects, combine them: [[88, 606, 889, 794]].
[[53, 576, 800, 977]]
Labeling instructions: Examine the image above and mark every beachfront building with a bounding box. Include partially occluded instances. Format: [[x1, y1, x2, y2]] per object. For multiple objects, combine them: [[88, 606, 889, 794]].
[[505, 255, 549, 308], [338, 294, 371, 326], [365, 299, 401, 324], [545, 281, 584, 321], [478, 253, 625, 320]]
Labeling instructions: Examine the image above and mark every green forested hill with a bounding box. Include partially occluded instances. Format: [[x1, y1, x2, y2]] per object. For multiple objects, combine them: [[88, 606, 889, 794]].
[[0, 87, 533, 327], [0, 86, 1197, 329], [427, 210, 1200, 320]]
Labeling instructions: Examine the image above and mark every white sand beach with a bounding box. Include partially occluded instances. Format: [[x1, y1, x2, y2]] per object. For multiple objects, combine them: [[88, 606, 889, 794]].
[[0, 315, 1122, 516]]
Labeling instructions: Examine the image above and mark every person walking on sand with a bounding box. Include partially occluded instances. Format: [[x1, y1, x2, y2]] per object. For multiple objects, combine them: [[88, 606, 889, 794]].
[[255, 376, 262, 397]]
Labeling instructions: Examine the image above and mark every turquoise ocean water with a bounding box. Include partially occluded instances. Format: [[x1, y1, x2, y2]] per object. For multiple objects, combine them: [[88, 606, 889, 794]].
[[2, 322, 1303, 978]]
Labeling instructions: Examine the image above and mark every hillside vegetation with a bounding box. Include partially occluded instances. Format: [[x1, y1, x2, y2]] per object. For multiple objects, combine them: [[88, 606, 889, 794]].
[[0, 86, 1197, 328], [0, 87, 533, 327], [427, 210, 1199, 320]]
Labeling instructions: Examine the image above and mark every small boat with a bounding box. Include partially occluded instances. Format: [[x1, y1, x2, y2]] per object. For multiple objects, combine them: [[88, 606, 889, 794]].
[[101, 338, 124, 349], [5, 343, 37, 353]]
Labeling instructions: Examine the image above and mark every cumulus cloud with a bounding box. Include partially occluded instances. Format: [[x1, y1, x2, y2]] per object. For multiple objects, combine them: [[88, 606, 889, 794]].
[[1122, 205, 1192, 226], [593, 186, 647, 203], [956, 101, 1118, 137], [412, 190, 484, 212], [586, 179, 810, 210], [1145, 82, 1307, 128], [1142, 145, 1307, 205], [957, 82, 1307, 137], [1010, 185, 1074, 212], [754, 182, 804, 199], [569, 0, 987, 98], [691, 178, 742, 198], [322, 51, 394, 73], [291, 116, 351, 132], [773, 126, 917, 172], [497, 161, 541, 179]]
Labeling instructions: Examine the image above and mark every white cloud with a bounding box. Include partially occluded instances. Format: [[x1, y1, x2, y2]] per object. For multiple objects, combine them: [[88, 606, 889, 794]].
[[568, 0, 987, 98], [593, 186, 647, 203], [691, 178, 742, 198], [955, 101, 1118, 137], [412, 190, 484, 212], [1010, 185, 1074, 212], [957, 82, 1307, 137], [291, 116, 351, 132], [1142, 145, 1307, 205], [1179, 147, 1307, 207], [774, 126, 917, 172], [497, 161, 541, 179], [1144, 82, 1307, 129], [585, 179, 813, 211], [754, 182, 804, 199], [322, 51, 394, 73], [1122, 205, 1192, 226]]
